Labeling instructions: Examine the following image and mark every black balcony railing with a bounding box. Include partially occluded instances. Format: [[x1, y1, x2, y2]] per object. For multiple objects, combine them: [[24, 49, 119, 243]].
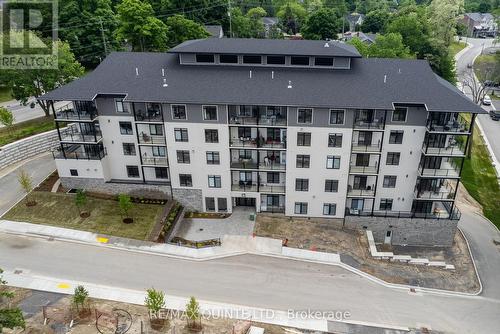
[[142, 156, 168, 166], [422, 144, 465, 156], [426, 116, 470, 133], [138, 133, 166, 145], [351, 143, 381, 152], [349, 165, 378, 174], [259, 184, 286, 193], [134, 109, 163, 122], [230, 136, 286, 149], [230, 160, 259, 169], [231, 182, 258, 192], [345, 207, 461, 220], [55, 105, 98, 121], [347, 187, 375, 197], [52, 145, 106, 160], [261, 206, 285, 213], [60, 130, 102, 143]]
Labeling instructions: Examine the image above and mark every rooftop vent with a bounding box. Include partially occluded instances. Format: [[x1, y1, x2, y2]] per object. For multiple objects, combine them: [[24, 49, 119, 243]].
[[324, 42, 330, 48], [249, 70, 252, 79], [162, 78, 168, 87], [384, 75, 387, 83], [161, 68, 165, 76], [135, 67, 139, 76], [271, 71, 274, 79], [287, 80, 292, 89]]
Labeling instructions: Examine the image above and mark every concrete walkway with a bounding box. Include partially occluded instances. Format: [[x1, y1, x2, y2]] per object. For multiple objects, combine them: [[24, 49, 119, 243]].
[[176, 207, 256, 241]]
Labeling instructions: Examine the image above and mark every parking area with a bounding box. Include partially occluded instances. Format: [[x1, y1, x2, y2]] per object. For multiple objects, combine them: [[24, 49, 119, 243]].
[[175, 207, 256, 241]]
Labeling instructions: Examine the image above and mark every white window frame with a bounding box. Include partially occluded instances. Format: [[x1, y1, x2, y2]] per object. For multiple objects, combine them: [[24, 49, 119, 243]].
[[326, 155, 341, 169], [392, 107, 408, 123], [208, 175, 222, 188], [115, 98, 130, 113], [171, 104, 187, 120], [294, 202, 308, 214], [202, 105, 218, 121], [329, 109, 345, 125], [297, 108, 313, 124], [323, 203, 337, 216]]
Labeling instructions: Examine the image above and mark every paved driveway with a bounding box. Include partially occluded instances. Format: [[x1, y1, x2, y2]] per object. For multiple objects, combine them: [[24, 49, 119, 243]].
[[0, 153, 55, 216], [176, 207, 256, 241]]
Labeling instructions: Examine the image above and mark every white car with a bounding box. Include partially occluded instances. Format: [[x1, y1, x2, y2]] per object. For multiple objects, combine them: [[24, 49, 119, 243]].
[[483, 95, 492, 105]]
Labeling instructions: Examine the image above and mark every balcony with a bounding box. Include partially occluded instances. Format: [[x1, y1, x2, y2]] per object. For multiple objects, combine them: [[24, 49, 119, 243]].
[[60, 124, 102, 143], [142, 157, 168, 166], [345, 207, 461, 220], [426, 112, 470, 133], [229, 127, 287, 149], [138, 133, 166, 145], [414, 179, 457, 201], [230, 159, 258, 169], [351, 143, 381, 153], [418, 158, 461, 178], [231, 182, 258, 192], [259, 184, 286, 193], [228, 105, 287, 126], [260, 206, 285, 213], [230, 138, 258, 148], [347, 187, 375, 197], [54, 102, 97, 121], [349, 165, 378, 174], [52, 143, 106, 160], [353, 110, 386, 130], [422, 134, 466, 157], [422, 144, 465, 157], [133, 102, 163, 122]]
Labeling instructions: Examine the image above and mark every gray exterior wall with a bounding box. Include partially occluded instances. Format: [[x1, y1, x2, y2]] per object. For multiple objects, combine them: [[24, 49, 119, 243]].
[[163, 103, 228, 124], [287, 107, 355, 128], [344, 215, 458, 247], [172, 188, 203, 211], [60, 177, 170, 199], [386, 105, 428, 126]]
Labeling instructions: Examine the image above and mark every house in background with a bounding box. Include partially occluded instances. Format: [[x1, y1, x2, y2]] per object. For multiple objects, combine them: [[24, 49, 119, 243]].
[[461, 13, 497, 37], [204, 25, 224, 38], [345, 13, 364, 32], [343, 31, 376, 44], [262, 17, 280, 38]]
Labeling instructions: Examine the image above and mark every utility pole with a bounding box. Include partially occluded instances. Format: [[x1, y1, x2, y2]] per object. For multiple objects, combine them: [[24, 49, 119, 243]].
[[228, 0, 232, 37], [98, 18, 108, 56]]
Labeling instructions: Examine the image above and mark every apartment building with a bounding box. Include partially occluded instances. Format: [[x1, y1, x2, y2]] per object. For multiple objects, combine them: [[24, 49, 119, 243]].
[[40, 38, 485, 246]]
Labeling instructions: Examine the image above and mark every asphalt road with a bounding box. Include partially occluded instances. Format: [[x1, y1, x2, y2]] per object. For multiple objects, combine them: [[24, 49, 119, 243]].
[[455, 38, 500, 164], [0, 153, 55, 216], [0, 99, 68, 127]]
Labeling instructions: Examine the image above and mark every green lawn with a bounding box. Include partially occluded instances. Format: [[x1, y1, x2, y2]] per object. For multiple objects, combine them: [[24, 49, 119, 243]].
[[3, 192, 163, 240], [0, 86, 13, 103], [474, 54, 496, 81], [449, 41, 467, 57], [460, 124, 500, 229], [0, 116, 55, 146]]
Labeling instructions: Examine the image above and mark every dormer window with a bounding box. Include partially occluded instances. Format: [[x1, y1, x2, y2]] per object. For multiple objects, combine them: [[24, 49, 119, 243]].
[[291, 56, 310, 66], [243, 55, 262, 64], [315, 57, 334, 66], [220, 54, 238, 63], [267, 55, 286, 65], [196, 54, 215, 63]]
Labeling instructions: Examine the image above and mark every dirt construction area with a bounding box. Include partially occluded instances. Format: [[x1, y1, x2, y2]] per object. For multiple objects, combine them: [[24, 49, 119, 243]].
[[254, 214, 479, 293]]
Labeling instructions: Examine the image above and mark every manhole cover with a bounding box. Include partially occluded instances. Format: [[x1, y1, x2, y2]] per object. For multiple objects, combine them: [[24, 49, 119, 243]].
[[198, 228, 204, 232], [14, 269, 23, 274]]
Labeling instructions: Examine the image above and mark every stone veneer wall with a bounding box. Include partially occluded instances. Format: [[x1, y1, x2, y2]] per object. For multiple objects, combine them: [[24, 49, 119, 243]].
[[172, 188, 203, 212], [60, 177, 170, 199], [344, 215, 458, 247], [0, 126, 74, 170]]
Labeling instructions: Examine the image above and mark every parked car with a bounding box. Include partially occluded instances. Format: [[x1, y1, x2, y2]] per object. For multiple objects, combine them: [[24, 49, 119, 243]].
[[467, 63, 473, 69], [483, 95, 492, 105], [490, 109, 500, 121], [484, 80, 495, 87]]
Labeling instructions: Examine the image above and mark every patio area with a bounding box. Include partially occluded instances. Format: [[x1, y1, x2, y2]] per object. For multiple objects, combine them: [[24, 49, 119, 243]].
[[174, 207, 256, 241]]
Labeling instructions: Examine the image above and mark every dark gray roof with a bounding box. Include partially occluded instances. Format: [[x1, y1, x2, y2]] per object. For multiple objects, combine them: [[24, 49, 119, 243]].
[[465, 12, 494, 22], [204, 25, 223, 38], [40, 51, 486, 114], [169, 38, 362, 58], [262, 17, 279, 25]]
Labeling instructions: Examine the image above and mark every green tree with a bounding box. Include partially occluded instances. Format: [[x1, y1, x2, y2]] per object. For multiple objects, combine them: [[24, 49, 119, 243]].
[[75, 189, 88, 216], [0, 33, 84, 117], [165, 15, 210, 48], [0, 268, 25, 331], [230, 8, 252, 37], [360, 9, 390, 33], [73, 285, 89, 312], [185, 296, 201, 329], [428, 0, 464, 47], [349, 33, 414, 58], [17, 169, 36, 206], [118, 194, 133, 219], [324, 0, 348, 15], [144, 288, 165, 319], [247, 7, 268, 38], [115, 0, 168, 52], [301, 8, 342, 40], [277, 2, 308, 34], [355, 0, 390, 14], [0, 107, 14, 131]]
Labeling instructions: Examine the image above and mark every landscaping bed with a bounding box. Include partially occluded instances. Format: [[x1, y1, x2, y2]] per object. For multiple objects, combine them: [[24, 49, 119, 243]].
[[254, 214, 480, 293], [184, 211, 231, 219], [0, 116, 55, 146], [169, 236, 221, 248], [3, 192, 162, 240]]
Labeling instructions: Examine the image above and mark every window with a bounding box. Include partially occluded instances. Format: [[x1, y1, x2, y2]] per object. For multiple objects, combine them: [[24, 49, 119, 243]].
[[203, 105, 218, 121], [383, 175, 397, 188], [205, 129, 219, 143], [171, 105, 186, 120], [243, 55, 262, 64], [290, 56, 310, 65], [70, 169, 78, 176], [115, 99, 129, 113], [177, 150, 190, 163], [218, 198, 228, 212], [323, 203, 337, 216], [149, 124, 163, 136], [380, 199, 393, 211], [119, 122, 133, 135], [152, 146, 166, 156], [315, 57, 334, 66], [294, 202, 308, 214], [325, 180, 339, 192], [295, 178, 309, 191], [266, 55, 286, 64], [206, 151, 220, 165], [238, 127, 252, 138], [179, 174, 192, 187], [155, 167, 169, 179], [122, 143, 136, 156], [174, 128, 188, 142], [127, 165, 139, 178], [267, 172, 280, 184], [196, 54, 214, 63], [329, 109, 345, 125], [296, 155, 310, 168], [297, 108, 313, 124], [326, 156, 341, 169], [205, 197, 216, 211], [328, 134, 343, 147], [386, 152, 400, 166], [392, 107, 407, 122], [389, 131, 404, 144], [219, 54, 238, 63], [208, 175, 222, 188], [297, 132, 311, 146]]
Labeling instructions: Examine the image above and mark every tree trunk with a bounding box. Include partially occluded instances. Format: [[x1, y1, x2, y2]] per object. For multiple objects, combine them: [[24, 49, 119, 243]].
[[38, 100, 51, 117]]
